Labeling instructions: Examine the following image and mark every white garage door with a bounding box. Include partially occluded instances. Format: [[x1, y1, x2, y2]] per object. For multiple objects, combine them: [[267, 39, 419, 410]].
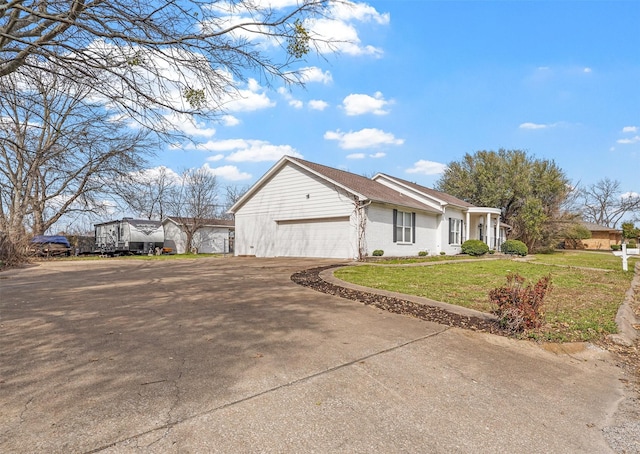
[[275, 217, 354, 258]]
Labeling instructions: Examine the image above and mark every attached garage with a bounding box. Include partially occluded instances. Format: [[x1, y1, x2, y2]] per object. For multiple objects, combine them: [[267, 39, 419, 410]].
[[275, 217, 354, 258]]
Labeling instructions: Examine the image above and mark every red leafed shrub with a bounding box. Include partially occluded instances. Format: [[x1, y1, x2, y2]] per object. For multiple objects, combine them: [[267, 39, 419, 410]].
[[489, 273, 552, 334]]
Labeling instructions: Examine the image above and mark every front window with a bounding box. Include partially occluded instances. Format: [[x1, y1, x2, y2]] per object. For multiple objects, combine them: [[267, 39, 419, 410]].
[[394, 210, 415, 243], [449, 218, 462, 245]]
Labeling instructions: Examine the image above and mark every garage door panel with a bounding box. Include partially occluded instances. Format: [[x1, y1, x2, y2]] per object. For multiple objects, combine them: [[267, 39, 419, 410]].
[[276, 217, 353, 258]]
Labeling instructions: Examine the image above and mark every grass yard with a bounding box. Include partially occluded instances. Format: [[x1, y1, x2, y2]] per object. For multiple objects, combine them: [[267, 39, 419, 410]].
[[335, 251, 639, 342]]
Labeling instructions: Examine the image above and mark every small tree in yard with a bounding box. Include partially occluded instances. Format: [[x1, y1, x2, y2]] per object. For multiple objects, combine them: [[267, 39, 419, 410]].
[[489, 273, 552, 334]]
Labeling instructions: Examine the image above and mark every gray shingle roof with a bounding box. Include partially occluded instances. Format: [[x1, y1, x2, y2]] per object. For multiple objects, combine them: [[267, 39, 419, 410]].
[[581, 221, 620, 232], [289, 157, 442, 213]]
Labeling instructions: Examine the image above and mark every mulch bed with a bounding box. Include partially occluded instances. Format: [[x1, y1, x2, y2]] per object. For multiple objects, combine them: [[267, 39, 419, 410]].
[[291, 265, 505, 335]]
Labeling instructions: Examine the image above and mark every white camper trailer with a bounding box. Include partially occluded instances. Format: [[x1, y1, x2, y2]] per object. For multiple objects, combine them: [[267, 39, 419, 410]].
[[95, 218, 164, 255]]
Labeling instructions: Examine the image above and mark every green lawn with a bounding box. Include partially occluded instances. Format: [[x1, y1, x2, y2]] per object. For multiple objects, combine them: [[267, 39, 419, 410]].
[[335, 251, 638, 342]]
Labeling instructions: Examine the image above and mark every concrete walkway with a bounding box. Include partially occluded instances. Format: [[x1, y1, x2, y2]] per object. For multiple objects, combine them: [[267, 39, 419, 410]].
[[0, 257, 634, 453]]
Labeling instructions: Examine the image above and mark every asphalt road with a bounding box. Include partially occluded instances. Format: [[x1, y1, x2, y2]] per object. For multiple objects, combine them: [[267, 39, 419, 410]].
[[0, 257, 634, 453]]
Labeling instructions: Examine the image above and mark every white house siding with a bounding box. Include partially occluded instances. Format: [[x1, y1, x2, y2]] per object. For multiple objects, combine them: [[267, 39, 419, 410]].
[[163, 221, 186, 253], [163, 221, 232, 254], [192, 228, 231, 254], [234, 163, 358, 258], [365, 203, 439, 256], [441, 207, 466, 255]]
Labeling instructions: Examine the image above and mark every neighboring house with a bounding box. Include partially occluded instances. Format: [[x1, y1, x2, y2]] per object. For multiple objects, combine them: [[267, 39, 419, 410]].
[[228, 156, 507, 259], [95, 218, 164, 254], [574, 222, 622, 250], [162, 217, 235, 254]]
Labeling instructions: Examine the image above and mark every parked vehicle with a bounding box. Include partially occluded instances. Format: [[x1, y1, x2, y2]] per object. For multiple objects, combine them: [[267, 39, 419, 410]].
[[94, 218, 164, 255], [30, 235, 71, 257]]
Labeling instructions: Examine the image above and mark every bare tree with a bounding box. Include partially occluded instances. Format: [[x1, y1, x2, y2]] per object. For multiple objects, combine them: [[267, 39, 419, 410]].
[[580, 178, 640, 228], [168, 167, 219, 253], [0, 0, 336, 131], [116, 166, 178, 220], [221, 184, 250, 219], [0, 67, 150, 245]]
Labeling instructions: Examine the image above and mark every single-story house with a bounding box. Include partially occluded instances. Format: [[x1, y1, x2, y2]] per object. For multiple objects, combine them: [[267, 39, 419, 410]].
[[228, 156, 507, 259], [577, 222, 622, 250], [162, 217, 235, 254]]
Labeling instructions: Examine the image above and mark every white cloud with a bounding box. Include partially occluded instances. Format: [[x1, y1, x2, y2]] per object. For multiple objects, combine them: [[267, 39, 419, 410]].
[[369, 152, 386, 158], [622, 126, 638, 133], [207, 154, 225, 162], [202, 164, 252, 181], [519, 122, 549, 130], [330, 2, 390, 25], [406, 160, 447, 176], [278, 86, 303, 109], [205, 1, 388, 58], [324, 128, 404, 149], [309, 99, 329, 111], [583, 67, 592, 73], [299, 66, 333, 84], [289, 99, 303, 109], [617, 136, 640, 144], [227, 142, 301, 162], [310, 18, 383, 57], [184, 138, 248, 151], [164, 113, 217, 137], [130, 166, 182, 184], [342, 91, 390, 116], [184, 138, 302, 164], [622, 191, 640, 199], [347, 153, 365, 159], [225, 78, 275, 112], [221, 115, 240, 126]]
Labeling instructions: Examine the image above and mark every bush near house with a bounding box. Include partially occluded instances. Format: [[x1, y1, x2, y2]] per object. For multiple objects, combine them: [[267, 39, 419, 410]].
[[372, 249, 384, 256], [418, 251, 428, 256], [461, 239, 490, 256], [611, 244, 622, 251], [501, 239, 528, 256]]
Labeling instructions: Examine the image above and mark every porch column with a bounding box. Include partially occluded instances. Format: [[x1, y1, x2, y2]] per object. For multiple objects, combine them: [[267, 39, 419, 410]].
[[465, 211, 470, 242], [486, 212, 492, 247]]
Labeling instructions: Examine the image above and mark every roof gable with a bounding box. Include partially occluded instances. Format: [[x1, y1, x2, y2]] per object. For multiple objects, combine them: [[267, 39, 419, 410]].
[[287, 157, 441, 213], [229, 156, 442, 214], [374, 173, 475, 209]]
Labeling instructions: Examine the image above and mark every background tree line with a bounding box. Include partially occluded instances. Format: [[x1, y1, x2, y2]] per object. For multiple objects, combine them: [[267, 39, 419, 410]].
[[0, 0, 334, 265], [437, 149, 640, 252]]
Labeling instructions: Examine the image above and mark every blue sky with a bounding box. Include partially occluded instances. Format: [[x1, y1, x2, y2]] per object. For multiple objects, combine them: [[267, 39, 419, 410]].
[[153, 0, 640, 197]]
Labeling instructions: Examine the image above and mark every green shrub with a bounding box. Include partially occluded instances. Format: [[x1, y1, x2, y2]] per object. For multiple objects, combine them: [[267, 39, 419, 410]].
[[489, 249, 495, 255], [372, 249, 384, 256], [489, 273, 551, 334], [440, 251, 446, 255], [461, 239, 490, 256], [611, 244, 621, 251], [418, 251, 428, 257], [501, 239, 528, 256], [628, 240, 637, 248]]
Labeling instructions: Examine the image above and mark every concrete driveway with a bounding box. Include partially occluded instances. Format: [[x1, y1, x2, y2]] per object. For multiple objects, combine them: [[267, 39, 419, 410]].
[[0, 257, 632, 453]]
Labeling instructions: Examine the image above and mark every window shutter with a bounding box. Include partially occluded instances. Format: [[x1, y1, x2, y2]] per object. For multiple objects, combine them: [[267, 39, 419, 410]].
[[448, 218, 453, 244], [393, 209, 398, 243], [412, 212, 416, 243]]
